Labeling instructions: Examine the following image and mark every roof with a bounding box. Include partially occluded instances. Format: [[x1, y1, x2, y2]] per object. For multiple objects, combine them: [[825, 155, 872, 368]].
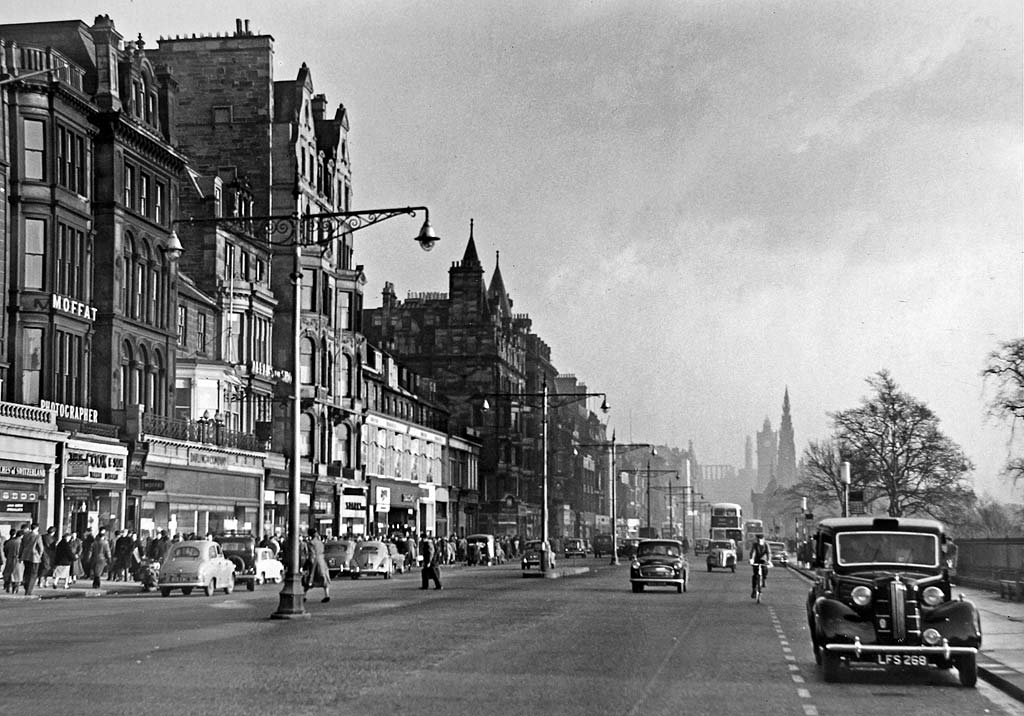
[[816, 516, 946, 535]]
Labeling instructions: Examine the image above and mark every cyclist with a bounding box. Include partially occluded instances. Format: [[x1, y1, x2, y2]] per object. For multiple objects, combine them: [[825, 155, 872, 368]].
[[749, 534, 771, 599]]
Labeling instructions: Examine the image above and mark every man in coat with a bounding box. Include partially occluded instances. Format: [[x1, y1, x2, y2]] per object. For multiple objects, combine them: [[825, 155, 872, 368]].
[[2, 527, 23, 593], [419, 533, 442, 590], [89, 528, 111, 589], [19, 523, 44, 596]]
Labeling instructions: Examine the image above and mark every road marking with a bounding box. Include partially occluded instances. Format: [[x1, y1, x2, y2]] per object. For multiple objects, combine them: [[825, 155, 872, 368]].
[[797, 688, 811, 698], [769, 606, 820, 716], [792, 674, 805, 684], [803, 706, 819, 715], [788, 664, 800, 671]]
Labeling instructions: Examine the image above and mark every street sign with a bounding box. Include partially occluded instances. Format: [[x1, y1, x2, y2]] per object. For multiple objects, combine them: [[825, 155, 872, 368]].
[[141, 479, 165, 491]]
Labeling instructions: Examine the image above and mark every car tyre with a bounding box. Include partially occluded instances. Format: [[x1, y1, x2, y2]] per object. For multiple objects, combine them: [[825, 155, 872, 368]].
[[160, 587, 171, 597], [204, 579, 215, 597], [706, 563, 712, 572], [224, 574, 234, 594], [182, 587, 193, 596], [255, 573, 265, 585], [822, 650, 841, 682], [730, 564, 736, 573], [351, 573, 360, 580], [956, 653, 978, 688]]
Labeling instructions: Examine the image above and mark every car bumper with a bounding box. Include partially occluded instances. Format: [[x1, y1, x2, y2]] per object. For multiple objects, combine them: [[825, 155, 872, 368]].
[[825, 639, 978, 662], [159, 579, 204, 588], [631, 577, 685, 587]]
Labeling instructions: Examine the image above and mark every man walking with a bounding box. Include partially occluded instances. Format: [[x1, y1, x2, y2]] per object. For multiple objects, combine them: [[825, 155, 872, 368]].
[[419, 533, 442, 591], [19, 523, 44, 596], [90, 528, 111, 589]]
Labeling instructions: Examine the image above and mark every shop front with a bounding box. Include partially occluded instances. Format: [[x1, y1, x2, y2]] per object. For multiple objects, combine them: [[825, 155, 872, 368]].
[[59, 436, 128, 537], [338, 485, 367, 537], [143, 438, 262, 538], [370, 477, 426, 537], [263, 469, 315, 537], [0, 402, 61, 534]]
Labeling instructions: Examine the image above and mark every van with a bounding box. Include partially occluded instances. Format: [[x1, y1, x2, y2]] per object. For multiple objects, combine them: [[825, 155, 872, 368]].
[[592, 533, 614, 558]]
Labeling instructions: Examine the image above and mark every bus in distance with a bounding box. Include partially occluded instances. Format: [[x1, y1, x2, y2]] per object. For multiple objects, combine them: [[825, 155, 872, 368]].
[[744, 519, 765, 553], [710, 502, 745, 560]]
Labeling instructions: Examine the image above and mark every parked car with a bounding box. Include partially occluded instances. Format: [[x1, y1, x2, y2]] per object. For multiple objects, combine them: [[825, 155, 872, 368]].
[[324, 539, 358, 578], [350, 540, 395, 579], [466, 534, 497, 566], [215, 534, 283, 587], [563, 538, 588, 559], [706, 539, 737, 572], [592, 534, 614, 558], [630, 539, 688, 594], [806, 516, 981, 686], [159, 539, 236, 597], [521, 540, 555, 571], [768, 541, 789, 566], [386, 541, 406, 573], [693, 538, 711, 557]]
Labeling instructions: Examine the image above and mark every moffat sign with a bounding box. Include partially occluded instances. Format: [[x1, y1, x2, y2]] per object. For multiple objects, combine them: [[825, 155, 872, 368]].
[[52, 294, 98, 321]]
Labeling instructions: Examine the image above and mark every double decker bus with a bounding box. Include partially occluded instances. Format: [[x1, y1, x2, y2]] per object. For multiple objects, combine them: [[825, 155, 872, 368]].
[[709, 502, 745, 560]]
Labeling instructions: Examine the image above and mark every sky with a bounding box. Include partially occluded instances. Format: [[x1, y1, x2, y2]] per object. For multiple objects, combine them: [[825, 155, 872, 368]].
[[10, 1, 1023, 501]]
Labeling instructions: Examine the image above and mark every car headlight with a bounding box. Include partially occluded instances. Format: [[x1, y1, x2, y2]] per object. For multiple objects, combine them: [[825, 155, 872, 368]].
[[922, 628, 942, 645], [630, 560, 640, 570], [922, 586, 945, 606], [851, 585, 872, 607]]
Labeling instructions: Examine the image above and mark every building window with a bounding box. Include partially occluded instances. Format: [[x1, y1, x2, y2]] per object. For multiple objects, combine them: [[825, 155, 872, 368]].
[[155, 182, 166, 224], [53, 330, 83, 405], [23, 119, 45, 180], [24, 219, 46, 290], [300, 337, 314, 385], [57, 125, 88, 195], [197, 313, 208, 354], [177, 305, 187, 346], [124, 162, 136, 210], [140, 173, 151, 217], [301, 269, 316, 311], [21, 328, 43, 404]]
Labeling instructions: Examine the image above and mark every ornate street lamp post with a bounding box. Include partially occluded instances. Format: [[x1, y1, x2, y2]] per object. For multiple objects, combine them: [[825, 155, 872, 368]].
[[176, 206, 438, 619]]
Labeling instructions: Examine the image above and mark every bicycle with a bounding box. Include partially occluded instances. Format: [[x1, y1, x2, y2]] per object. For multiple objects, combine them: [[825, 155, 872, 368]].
[[751, 561, 770, 603]]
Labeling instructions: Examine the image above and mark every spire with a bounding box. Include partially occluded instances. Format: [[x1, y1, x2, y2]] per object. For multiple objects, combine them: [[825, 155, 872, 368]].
[[488, 249, 512, 316], [461, 218, 481, 267], [783, 386, 791, 416]]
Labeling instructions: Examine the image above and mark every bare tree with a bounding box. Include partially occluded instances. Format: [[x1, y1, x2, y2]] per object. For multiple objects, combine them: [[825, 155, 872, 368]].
[[982, 338, 1024, 483], [794, 439, 878, 516], [830, 370, 974, 518]]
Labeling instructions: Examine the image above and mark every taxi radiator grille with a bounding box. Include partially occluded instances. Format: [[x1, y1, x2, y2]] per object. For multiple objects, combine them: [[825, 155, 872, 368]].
[[874, 580, 921, 644]]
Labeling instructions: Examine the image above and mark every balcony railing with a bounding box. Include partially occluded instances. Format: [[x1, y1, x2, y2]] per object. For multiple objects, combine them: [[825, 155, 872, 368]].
[[143, 413, 265, 451]]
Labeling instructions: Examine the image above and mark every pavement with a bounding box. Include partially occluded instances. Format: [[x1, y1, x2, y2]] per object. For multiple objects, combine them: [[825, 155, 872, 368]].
[[4, 563, 1022, 704]]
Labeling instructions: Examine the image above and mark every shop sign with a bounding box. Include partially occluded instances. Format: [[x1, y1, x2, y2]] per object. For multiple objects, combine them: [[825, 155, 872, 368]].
[[344, 501, 364, 511], [41, 399, 98, 423], [0, 461, 46, 479], [375, 486, 390, 513], [0, 490, 38, 502], [0, 502, 33, 512], [400, 493, 416, 503], [63, 487, 92, 500], [65, 448, 126, 484], [51, 293, 98, 320], [188, 449, 228, 467]]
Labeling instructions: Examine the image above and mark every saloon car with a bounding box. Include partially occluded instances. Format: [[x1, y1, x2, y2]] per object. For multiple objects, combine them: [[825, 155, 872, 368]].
[[706, 539, 737, 572], [324, 539, 358, 578], [563, 538, 588, 559], [806, 516, 981, 687], [159, 539, 236, 597], [630, 539, 688, 593], [692, 538, 711, 557], [216, 535, 284, 586], [349, 540, 395, 579], [768, 541, 789, 566], [521, 540, 556, 571]]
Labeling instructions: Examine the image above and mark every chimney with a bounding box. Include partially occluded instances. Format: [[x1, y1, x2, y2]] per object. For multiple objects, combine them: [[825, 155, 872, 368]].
[[89, 14, 123, 111], [235, 19, 243, 35]]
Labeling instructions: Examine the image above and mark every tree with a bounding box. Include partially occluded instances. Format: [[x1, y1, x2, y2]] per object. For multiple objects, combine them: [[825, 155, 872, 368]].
[[829, 370, 975, 518], [982, 338, 1024, 483], [794, 439, 877, 516]]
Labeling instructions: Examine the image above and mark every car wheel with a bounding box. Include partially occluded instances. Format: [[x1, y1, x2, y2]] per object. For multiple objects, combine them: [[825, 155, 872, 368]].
[[204, 579, 215, 597], [956, 653, 978, 688], [730, 564, 736, 573], [160, 587, 171, 597], [676, 584, 683, 594], [224, 574, 234, 594], [182, 587, 193, 596], [255, 573, 264, 585], [384, 569, 392, 580], [631, 583, 641, 593], [351, 573, 360, 580], [706, 563, 712, 572], [822, 649, 841, 682], [273, 574, 282, 584]]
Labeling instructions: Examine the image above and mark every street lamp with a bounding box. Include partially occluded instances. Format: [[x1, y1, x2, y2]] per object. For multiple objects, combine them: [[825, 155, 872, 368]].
[[482, 380, 608, 572], [840, 461, 851, 518], [176, 206, 438, 619], [575, 437, 654, 565], [641, 467, 682, 537]]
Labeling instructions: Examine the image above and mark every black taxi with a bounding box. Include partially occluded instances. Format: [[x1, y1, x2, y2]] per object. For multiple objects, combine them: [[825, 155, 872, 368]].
[[806, 516, 981, 686]]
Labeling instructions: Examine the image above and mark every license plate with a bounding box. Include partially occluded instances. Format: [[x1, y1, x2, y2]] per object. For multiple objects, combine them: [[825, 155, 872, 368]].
[[876, 654, 928, 667]]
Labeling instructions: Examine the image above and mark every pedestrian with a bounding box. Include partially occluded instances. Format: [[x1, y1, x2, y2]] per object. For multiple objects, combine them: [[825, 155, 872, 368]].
[[69, 531, 83, 582], [149, 530, 171, 564], [3, 527, 23, 594], [54, 533, 74, 587], [681, 536, 690, 555], [419, 533, 442, 590], [81, 528, 94, 579], [90, 528, 111, 588], [39, 526, 57, 587], [303, 527, 331, 603], [19, 523, 44, 596]]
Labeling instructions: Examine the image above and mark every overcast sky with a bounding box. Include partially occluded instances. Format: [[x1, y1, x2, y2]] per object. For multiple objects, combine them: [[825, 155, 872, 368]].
[[13, 1, 1023, 500]]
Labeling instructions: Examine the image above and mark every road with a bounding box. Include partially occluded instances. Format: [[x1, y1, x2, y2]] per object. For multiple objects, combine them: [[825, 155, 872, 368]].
[[0, 559, 1019, 716]]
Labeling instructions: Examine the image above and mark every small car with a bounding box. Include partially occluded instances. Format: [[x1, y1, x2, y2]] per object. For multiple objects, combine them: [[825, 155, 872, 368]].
[[386, 541, 406, 573], [806, 516, 981, 687], [693, 538, 711, 557], [159, 539, 236, 597], [521, 540, 556, 571], [768, 541, 789, 566], [706, 539, 737, 572], [349, 540, 395, 579], [563, 538, 588, 559], [630, 539, 688, 593], [466, 533, 497, 566], [324, 539, 358, 578], [592, 534, 614, 558]]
